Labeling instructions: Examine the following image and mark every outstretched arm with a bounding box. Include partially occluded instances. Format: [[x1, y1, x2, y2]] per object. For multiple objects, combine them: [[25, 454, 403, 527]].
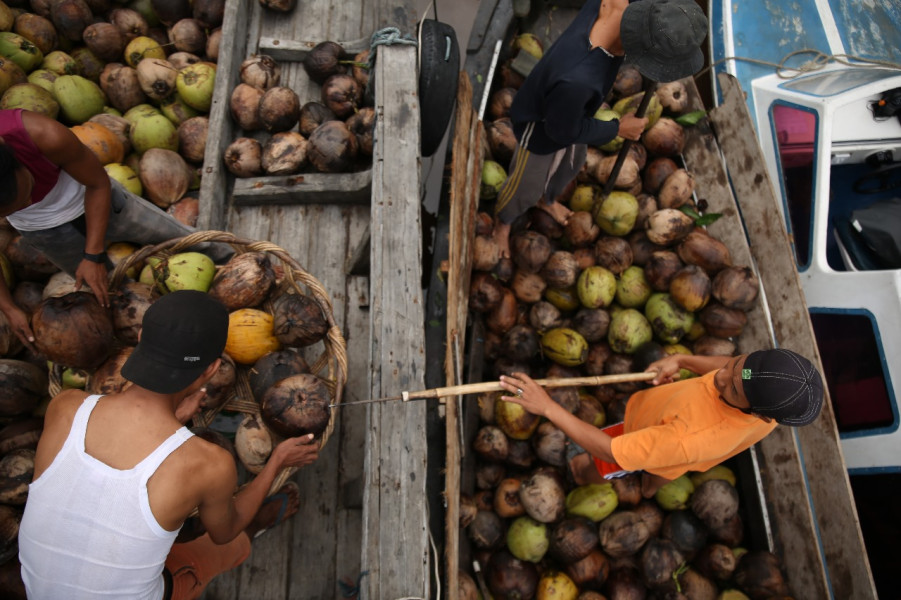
[[645, 354, 733, 385]]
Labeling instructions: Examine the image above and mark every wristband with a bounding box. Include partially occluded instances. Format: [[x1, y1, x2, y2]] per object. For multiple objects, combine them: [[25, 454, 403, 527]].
[[82, 251, 107, 264]]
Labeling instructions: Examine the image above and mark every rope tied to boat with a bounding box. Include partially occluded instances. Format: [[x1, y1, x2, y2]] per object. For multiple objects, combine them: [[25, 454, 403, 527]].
[[695, 49, 901, 81], [367, 26, 418, 70]]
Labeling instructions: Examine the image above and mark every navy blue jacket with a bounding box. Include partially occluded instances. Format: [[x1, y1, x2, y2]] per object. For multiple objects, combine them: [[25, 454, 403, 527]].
[[508, 0, 626, 154]]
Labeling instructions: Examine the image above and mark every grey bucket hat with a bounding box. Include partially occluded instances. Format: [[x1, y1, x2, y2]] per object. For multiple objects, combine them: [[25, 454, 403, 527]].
[[620, 0, 708, 82]]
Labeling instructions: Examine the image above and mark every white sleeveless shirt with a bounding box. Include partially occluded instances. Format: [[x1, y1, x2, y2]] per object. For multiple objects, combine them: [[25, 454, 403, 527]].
[[5, 168, 85, 231], [19, 395, 193, 600]]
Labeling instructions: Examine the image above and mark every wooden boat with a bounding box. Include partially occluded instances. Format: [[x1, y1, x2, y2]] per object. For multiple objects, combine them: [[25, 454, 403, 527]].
[[708, 0, 901, 475]]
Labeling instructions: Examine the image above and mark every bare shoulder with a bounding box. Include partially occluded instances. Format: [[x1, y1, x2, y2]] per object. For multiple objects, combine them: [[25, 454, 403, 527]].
[[183, 435, 239, 482], [20, 110, 80, 156], [44, 389, 91, 425]]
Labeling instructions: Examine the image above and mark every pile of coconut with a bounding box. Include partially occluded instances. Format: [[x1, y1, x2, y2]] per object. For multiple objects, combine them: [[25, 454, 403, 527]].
[[224, 40, 374, 177], [0, 236, 336, 587], [458, 33, 796, 600]]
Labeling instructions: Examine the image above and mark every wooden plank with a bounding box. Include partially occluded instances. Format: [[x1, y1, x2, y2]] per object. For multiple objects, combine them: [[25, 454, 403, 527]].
[[231, 170, 372, 206], [444, 72, 483, 600], [361, 42, 429, 600], [710, 72, 877, 600]]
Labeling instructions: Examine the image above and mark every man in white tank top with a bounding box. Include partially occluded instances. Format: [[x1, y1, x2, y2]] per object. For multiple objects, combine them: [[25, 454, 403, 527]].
[[18, 291, 320, 600]]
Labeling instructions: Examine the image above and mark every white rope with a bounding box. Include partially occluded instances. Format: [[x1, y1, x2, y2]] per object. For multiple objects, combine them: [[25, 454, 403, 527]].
[[695, 49, 901, 81]]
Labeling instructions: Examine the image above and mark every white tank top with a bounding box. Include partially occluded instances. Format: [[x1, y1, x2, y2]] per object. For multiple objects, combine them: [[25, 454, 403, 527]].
[[18, 395, 193, 600], [5, 169, 85, 231]]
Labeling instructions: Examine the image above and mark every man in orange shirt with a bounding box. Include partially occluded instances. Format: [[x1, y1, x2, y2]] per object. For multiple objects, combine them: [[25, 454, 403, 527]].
[[499, 348, 824, 497]]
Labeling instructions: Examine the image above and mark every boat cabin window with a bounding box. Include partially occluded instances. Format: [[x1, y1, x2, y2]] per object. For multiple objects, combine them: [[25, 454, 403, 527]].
[[771, 103, 817, 267], [780, 68, 899, 97], [810, 310, 895, 434]]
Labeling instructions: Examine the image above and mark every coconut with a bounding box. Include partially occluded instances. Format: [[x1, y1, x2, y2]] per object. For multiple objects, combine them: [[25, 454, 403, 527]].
[[486, 288, 517, 335], [237, 54, 280, 92], [12, 281, 44, 317], [109, 281, 154, 345], [108, 7, 149, 42], [83, 22, 126, 62], [166, 195, 198, 227], [346, 106, 375, 155], [576, 392, 607, 426], [298, 101, 336, 137], [669, 264, 711, 312], [510, 231, 551, 274], [493, 477, 526, 518], [486, 550, 538, 597], [302, 40, 347, 84], [176, 116, 209, 164], [261, 131, 308, 175], [320, 73, 360, 119], [616, 265, 652, 308], [541, 251, 579, 289], [198, 352, 236, 411], [563, 211, 599, 248], [101, 65, 147, 113], [501, 323, 540, 363], [0, 418, 43, 455], [135, 56, 177, 101], [532, 421, 565, 467], [259, 85, 300, 132], [0, 449, 32, 504], [595, 155, 640, 190], [229, 83, 264, 131], [641, 537, 685, 589], [519, 470, 566, 523], [607, 308, 652, 354], [548, 517, 599, 565], [699, 303, 748, 338], [168, 18, 205, 54], [506, 515, 549, 563], [0, 82, 58, 118], [175, 62, 215, 112], [40, 271, 81, 299], [733, 551, 791, 599], [509, 270, 546, 304], [473, 234, 501, 274], [495, 396, 540, 441], [13, 13, 56, 56], [678, 230, 732, 274], [644, 250, 683, 292], [138, 148, 191, 208], [53, 75, 105, 123], [260, 373, 331, 439], [593, 236, 632, 276], [207, 252, 275, 311], [598, 510, 651, 559], [541, 327, 588, 367], [658, 168, 695, 210], [628, 230, 665, 267], [576, 266, 616, 309], [350, 50, 370, 91], [712, 265, 759, 310], [271, 292, 329, 348], [167, 51, 200, 71], [223, 137, 263, 177], [642, 117, 685, 157], [467, 510, 505, 551], [476, 463, 505, 491], [26, 68, 57, 97], [565, 483, 618, 522], [662, 509, 708, 560], [585, 340, 614, 376], [657, 80, 689, 113], [489, 87, 516, 121], [690, 479, 740, 530], [206, 29, 221, 60], [692, 336, 736, 358], [159, 93, 201, 127], [470, 271, 505, 312], [646, 209, 695, 246], [70, 47, 104, 82], [87, 346, 133, 395], [32, 292, 113, 369], [234, 413, 273, 474], [693, 543, 737, 582], [493, 256, 515, 282], [610, 473, 642, 508], [593, 191, 638, 237], [486, 117, 516, 166], [528, 301, 562, 333], [0, 360, 46, 417], [0, 311, 21, 358], [572, 308, 610, 343], [130, 111, 178, 153], [40, 51, 77, 76], [307, 119, 358, 173], [643, 157, 679, 195], [152, 251, 215, 293], [249, 348, 309, 403], [0, 31, 42, 74], [90, 113, 132, 153]]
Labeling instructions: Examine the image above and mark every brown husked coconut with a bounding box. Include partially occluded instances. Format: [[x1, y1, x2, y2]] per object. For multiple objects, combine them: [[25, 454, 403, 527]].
[[532, 421, 566, 467], [100, 64, 148, 114], [486, 288, 517, 335], [640, 537, 685, 589], [595, 155, 640, 190], [699, 302, 748, 338], [223, 137, 263, 177], [261, 131, 308, 175], [41, 271, 81, 299], [566, 548, 610, 589], [178, 116, 209, 164], [611, 472, 643, 507], [346, 106, 375, 156], [202, 353, 236, 411], [139, 148, 192, 209], [658, 168, 695, 209], [0, 449, 32, 505], [669, 264, 712, 312], [548, 517, 599, 565], [87, 347, 134, 395], [511, 231, 551, 274], [83, 22, 126, 62], [0, 418, 43, 455], [110, 281, 155, 345], [486, 117, 516, 166], [470, 271, 506, 312], [541, 250, 580, 288], [657, 79, 689, 113], [192, 0, 225, 28], [0, 504, 21, 564], [594, 236, 633, 275], [565, 211, 600, 248], [599, 510, 651, 558], [321, 73, 361, 119], [136, 57, 178, 101], [14, 13, 58, 55], [351, 50, 370, 90], [472, 234, 501, 273], [628, 230, 666, 267], [643, 157, 679, 195], [489, 87, 516, 120], [693, 543, 737, 582], [240, 54, 281, 90], [493, 477, 525, 518], [642, 117, 685, 157], [167, 195, 199, 227], [50, 0, 93, 42], [167, 51, 201, 71], [678, 229, 732, 274], [108, 8, 149, 42], [646, 208, 695, 246], [298, 101, 336, 137], [519, 470, 566, 523], [249, 348, 309, 402], [302, 41, 347, 84], [572, 308, 610, 343], [0, 311, 21, 357], [644, 250, 683, 292], [208, 252, 276, 310], [32, 292, 114, 369], [168, 18, 206, 55], [691, 479, 740, 530], [261, 373, 331, 438], [229, 83, 264, 131], [259, 85, 300, 133], [692, 335, 736, 357], [205, 28, 221, 61], [529, 301, 562, 333], [89, 113, 132, 154], [475, 462, 505, 490], [733, 551, 791, 599], [307, 120, 358, 173], [712, 265, 760, 310], [613, 64, 643, 98], [271, 292, 329, 347], [469, 511, 506, 551], [635, 193, 658, 230], [259, 0, 296, 12], [234, 413, 273, 474], [473, 425, 509, 462]]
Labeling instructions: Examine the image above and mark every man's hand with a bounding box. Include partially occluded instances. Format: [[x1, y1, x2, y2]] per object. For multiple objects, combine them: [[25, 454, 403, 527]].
[[617, 113, 648, 141], [175, 388, 207, 424], [75, 259, 109, 307], [3, 305, 36, 353], [646, 354, 683, 386], [498, 372, 556, 418], [270, 434, 320, 470]]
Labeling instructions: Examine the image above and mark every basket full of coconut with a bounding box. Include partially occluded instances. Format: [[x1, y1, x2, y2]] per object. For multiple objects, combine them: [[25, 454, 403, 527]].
[[46, 230, 347, 496]]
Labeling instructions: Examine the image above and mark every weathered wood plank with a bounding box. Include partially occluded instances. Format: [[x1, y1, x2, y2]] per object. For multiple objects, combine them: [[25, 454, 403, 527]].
[[231, 171, 372, 206], [362, 42, 429, 599], [710, 72, 876, 600], [444, 71, 483, 600]]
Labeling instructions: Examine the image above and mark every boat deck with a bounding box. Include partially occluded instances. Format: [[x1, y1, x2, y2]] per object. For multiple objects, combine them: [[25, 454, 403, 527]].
[[196, 0, 424, 598]]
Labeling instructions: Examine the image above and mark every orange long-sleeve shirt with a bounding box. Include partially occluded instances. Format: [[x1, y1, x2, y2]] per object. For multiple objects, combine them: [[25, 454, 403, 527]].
[[609, 371, 777, 480]]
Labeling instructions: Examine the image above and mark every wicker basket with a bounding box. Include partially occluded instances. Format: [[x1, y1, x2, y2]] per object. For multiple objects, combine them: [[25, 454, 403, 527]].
[[50, 230, 348, 496]]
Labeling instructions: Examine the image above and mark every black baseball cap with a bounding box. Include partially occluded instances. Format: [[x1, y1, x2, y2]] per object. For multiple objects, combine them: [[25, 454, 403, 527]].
[[620, 0, 708, 82], [741, 349, 824, 426], [121, 290, 229, 394]]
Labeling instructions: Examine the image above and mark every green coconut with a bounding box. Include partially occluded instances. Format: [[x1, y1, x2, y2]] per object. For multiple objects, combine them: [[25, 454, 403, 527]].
[[0, 31, 42, 73], [176, 62, 216, 112], [655, 474, 694, 510], [565, 483, 618, 522], [541, 327, 588, 367], [0, 82, 58, 118], [26, 68, 57, 96], [123, 102, 162, 123], [576, 266, 617, 309], [104, 163, 142, 196], [593, 191, 638, 237], [607, 308, 653, 354], [615, 265, 652, 308], [159, 92, 200, 125], [507, 516, 549, 563], [480, 159, 506, 200], [129, 111, 178, 154], [613, 91, 663, 130], [644, 292, 695, 345], [569, 184, 597, 212], [153, 251, 216, 293], [40, 50, 78, 76], [53, 75, 105, 123], [0, 56, 26, 97], [593, 107, 623, 153]]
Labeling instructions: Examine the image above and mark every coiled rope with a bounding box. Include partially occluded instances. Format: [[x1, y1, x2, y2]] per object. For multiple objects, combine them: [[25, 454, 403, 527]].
[[366, 26, 418, 71], [694, 49, 901, 81]]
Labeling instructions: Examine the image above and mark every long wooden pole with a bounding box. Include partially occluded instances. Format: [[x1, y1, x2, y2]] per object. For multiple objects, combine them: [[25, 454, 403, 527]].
[[331, 372, 656, 407], [601, 80, 657, 197]]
